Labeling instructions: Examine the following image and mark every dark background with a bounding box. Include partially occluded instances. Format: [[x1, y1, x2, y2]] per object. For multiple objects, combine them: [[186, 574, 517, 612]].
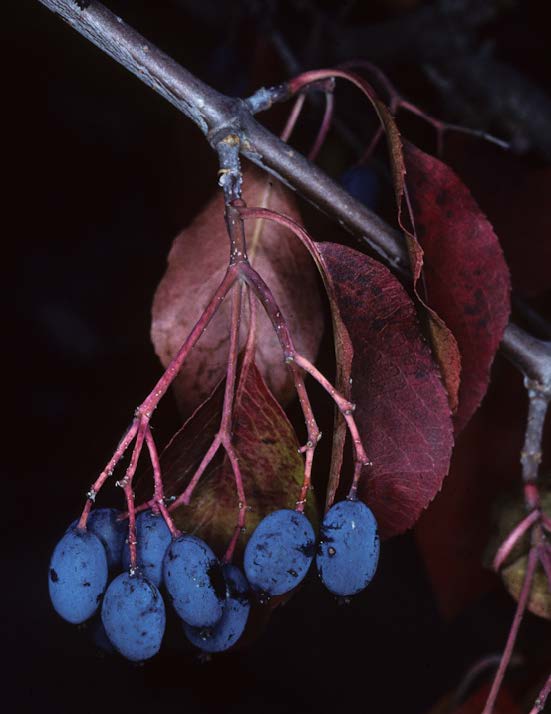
[[6, 1, 551, 712]]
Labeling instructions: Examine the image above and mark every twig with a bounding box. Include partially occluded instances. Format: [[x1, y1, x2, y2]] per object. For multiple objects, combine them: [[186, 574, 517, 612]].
[[521, 380, 551, 509], [35, 0, 551, 391]]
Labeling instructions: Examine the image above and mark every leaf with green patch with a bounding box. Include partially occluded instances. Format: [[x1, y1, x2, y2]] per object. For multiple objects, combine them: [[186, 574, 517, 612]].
[[139, 358, 318, 560]]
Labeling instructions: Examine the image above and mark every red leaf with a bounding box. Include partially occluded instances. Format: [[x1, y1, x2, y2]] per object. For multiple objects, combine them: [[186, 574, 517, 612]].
[[151, 166, 324, 415], [139, 358, 318, 560], [403, 141, 511, 433], [318, 242, 454, 538]]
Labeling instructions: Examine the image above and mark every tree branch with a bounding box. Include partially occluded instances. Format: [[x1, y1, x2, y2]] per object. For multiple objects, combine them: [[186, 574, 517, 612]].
[[36, 0, 551, 388]]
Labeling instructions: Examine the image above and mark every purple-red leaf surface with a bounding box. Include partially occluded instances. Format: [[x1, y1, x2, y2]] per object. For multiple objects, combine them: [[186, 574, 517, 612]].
[[403, 142, 511, 433], [318, 242, 454, 539]]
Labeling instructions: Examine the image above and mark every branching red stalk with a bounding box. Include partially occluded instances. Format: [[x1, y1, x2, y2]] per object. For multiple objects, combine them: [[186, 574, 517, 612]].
[[81, 265, 238, 527], [144, 426, 180, 537], [238, 260, 320, 510], [78, 419, 139, 529], [238, 258, 369, 503], [237, 205, 368, 500], [482, 546, 539, 714], [169, 250, 245, 514], [168, 203, 249, 524], [120, 419, 148, 570], [339, 60, 510, 160], [219, 285, 246, 562]]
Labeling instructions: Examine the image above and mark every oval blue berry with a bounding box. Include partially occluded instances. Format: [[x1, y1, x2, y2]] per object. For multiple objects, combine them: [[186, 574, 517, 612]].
[[316, 499, 379, 596], [183, 564, 250, 653], [163, 535, 225, 628], [49, 527, 108, 624], [101, 572, 165, 661], [243, 509, 316, 596], [122, 510, 171, 585]]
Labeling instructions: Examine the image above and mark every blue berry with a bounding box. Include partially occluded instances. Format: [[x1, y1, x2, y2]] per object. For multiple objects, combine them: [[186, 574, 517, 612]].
[[316, 499, 379, 596], [101, 572, 166, 661], [243, 509, 316, 597], [49, 527, 108, 624], [340, 165, 380, 210], [122, 510, 171, 585], [183, 564, 250, 653], [87, 508, 126, 570], [163, 535, 225, 628]]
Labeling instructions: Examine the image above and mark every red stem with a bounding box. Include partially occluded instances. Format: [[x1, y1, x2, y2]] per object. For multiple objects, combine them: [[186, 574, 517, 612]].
[[293, 353, 371, 498], [340, 60, 509, 159], [78, 419, 139, 529], [144, 426, 180, 537], [168, 206, 248, 535], [238, 260, 320, 510], [481, 546, 539, 714], [288, 68, 377, 103], [139, 265, 238, 418], [528, 673, 551, 714], [239, 259, 369, 504], [237, 205, 371, 498], [80, 265, 239, 523], [224, 288, 257, 563], [168, 281, 248, 564], [308, 91, 335, 162], [121, 419, 148, 571], [492, 509, 540, 572], [280, 93, 306, 143]]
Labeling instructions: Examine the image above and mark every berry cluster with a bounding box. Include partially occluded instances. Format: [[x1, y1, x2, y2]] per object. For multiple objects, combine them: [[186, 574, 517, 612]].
[[49, 500, 379, 661]]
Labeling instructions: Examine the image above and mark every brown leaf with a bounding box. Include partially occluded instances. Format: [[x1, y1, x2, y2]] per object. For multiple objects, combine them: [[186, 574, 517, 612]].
[[380, 104, 463, 414], [151, 165, 324, 415], [485, 490, 551, 620]]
